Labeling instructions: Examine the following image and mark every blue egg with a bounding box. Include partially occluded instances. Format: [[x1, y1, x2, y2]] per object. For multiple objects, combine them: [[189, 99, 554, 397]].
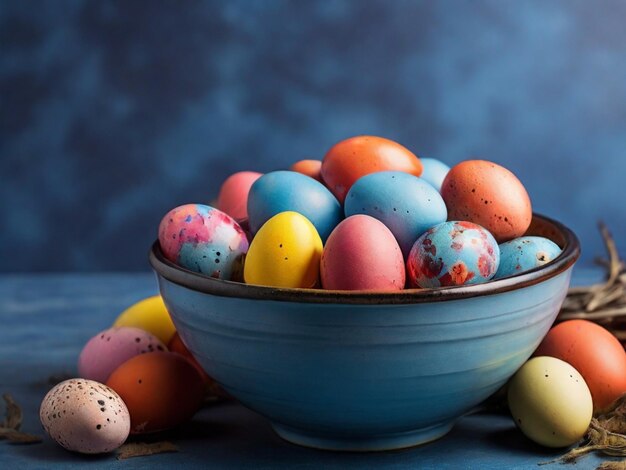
[[420, 158, 451, 192], [247, 171, 342, 241], [344, 171, 447, 257], [407, 221, 500, 288], [495, 236, 562, 279]]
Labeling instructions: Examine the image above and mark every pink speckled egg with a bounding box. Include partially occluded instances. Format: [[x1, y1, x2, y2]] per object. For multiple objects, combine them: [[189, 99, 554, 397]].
[[158, 204, 249, 280], [40, 379, 130, 454], [217, 171, 262, 222], [78, 327, 167, 383], [321, 215, 405, 291]]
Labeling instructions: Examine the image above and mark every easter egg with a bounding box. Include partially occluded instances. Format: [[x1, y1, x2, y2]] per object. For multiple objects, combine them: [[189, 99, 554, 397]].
[[344, 171, 447, 257], [158, 204, 249, 280], [217, 171, 262, 222], [290, 159, 322, 182], [113, 295, 176, 345], [40, 379, 130, 454], [419, 157, 450, 192], [106, 352, 204, 434], [321, 136, 423, 203], [244, 211, 323, 288], [441, 160, 532, 243], [495, 236, 562, 279], [407, 221, 500, 288], [78, 327, 167, 383], [508, 356, 592, 447], [321, 215, 405, 291], [247, 171, 342, 241], [534, 319, 626, 412]]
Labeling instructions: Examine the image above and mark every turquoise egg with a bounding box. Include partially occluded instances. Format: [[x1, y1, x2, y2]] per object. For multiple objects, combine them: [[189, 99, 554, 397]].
[[344, 171, 447, 257], [407, 221, 500, 288], [495, 236, 562, 279], [247, 171, 342, 241], [420, 158, 450, 192]]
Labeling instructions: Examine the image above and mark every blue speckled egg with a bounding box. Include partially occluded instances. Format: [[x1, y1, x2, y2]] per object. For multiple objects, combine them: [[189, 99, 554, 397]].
[[247, 171, 343, 241], [344, 171, 447, 257], [495, 236, 562, 279], [158, 204, 249, 280], [407, 221, 500, 288], [420, 158, 450, 192]]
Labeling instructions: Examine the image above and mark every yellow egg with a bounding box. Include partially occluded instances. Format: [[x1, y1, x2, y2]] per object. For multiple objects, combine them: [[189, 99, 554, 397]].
[[244, 211, 323, 288], [113, 296, 176, 344], [507, 356, 592, 447]]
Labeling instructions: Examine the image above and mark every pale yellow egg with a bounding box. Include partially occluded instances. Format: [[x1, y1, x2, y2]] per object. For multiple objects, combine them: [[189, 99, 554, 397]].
[[508, 356, 592, 447]]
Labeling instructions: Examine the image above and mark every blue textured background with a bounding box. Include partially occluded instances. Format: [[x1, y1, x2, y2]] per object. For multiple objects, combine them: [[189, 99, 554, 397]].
[[1, 0, 625, 272]]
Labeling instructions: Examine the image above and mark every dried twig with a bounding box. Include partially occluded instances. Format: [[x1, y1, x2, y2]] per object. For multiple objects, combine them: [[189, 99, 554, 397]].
[[116, 441, 178, 460], [0, 394, 41, 444]]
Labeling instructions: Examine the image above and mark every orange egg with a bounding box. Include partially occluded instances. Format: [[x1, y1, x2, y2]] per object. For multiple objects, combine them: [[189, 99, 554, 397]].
[[106, 351, 204, 434], [321, 136, 423, 203], [290, 159, 322, 182], [441, 160, 531, 243], [534, 320, 626, 412]]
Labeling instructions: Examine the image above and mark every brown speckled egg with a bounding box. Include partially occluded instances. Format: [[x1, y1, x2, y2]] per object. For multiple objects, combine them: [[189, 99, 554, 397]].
[[40, 379, 130, 454], [441, 160, 532, 242], [106, 351, 204, 434]]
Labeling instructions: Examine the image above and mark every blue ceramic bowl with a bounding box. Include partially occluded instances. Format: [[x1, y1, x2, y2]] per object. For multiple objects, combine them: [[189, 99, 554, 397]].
[[150, 214, 579, 451]]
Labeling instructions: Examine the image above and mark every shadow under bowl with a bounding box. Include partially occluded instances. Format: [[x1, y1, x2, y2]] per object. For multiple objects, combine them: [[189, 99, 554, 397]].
[[150, 213, 580, 451]]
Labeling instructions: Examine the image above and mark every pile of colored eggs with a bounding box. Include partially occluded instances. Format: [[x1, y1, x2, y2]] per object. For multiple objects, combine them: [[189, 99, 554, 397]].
[[158, 135, 562, 291], [40, 296, 217, 454]]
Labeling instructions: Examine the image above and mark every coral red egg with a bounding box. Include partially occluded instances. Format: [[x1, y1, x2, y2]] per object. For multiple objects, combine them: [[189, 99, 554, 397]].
[[217, 171, 262, 222], [321, 136, 423, 203], [106, 352, 204, 434], [290, 159, 323, 182], [321, 215, 405, 291], [534, 320, 626, 412], [441, 160, 532, 243]]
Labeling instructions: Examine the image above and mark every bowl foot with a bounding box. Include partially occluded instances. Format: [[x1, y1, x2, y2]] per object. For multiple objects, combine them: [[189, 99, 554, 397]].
[[271, 421, 455, 452]]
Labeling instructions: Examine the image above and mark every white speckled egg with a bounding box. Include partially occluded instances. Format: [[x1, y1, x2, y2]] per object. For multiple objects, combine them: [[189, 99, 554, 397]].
[[40, 379, 130, 454]]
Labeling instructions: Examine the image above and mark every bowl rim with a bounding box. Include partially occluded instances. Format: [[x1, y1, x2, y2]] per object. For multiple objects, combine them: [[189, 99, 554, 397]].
[[149, 213, 580, 305]]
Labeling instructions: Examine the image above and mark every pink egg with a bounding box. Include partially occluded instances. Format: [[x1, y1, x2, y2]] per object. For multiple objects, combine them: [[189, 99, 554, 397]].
[[78, 327, 167, 383], [321, 215, 405, 291], [217, 171, 262, 222]]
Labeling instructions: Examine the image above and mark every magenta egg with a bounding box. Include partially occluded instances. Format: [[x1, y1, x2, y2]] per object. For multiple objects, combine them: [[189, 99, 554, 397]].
[[78, 327, 167, 383]]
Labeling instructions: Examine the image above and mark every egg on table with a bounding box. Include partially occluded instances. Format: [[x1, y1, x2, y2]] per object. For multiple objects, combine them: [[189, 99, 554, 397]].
[[495, 236, 562, 279], [344, 171, 447, 258], [247, 170, 342, 242], [406, 221, 500, 288], [508, 356, 592, 447], [106, 351, 204, 434], [158, 204, 249, 281], [321, 135, 423, 203], [244, 211, 323, 288], [441, 160, 532, 243], [113, 295, 176, 345], [40, 379, 130, 454], [534, 319, 626, 413], [78, 327, 167, 383], [321, 215, 405, 291]]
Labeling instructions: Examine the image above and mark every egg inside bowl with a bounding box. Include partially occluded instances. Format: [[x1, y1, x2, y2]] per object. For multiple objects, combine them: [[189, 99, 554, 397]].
[[149, 213, 579, 451]]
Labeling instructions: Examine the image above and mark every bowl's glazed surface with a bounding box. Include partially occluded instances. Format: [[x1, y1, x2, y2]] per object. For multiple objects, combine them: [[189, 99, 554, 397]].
[[150, 214, 579, 451]]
